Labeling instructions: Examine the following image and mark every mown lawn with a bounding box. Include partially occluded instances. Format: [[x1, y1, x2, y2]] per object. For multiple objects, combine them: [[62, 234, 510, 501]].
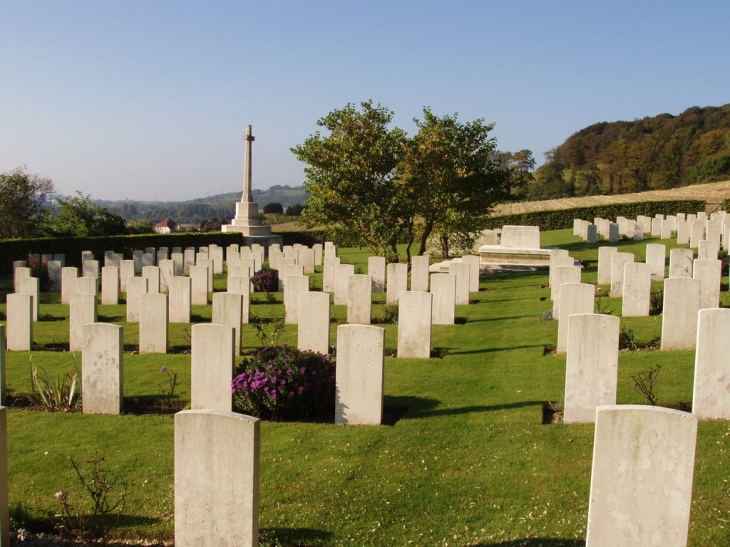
[[0, 229, 728, 546]]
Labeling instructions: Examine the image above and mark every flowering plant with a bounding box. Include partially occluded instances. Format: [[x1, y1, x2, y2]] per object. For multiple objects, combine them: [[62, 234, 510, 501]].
[[251, 266, 279, 293], [232, 345, 335, 421]]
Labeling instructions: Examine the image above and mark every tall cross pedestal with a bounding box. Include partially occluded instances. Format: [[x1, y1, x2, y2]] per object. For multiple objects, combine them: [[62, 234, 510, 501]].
[[222, 126, 283, 247]]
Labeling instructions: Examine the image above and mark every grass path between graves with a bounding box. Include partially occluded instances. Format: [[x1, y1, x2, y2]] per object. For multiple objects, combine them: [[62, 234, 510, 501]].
[[1, 230, 729, 546]]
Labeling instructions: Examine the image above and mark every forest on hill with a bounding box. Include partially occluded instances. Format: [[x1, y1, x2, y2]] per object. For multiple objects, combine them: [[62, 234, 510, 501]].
[[528, 104, 730, 200]]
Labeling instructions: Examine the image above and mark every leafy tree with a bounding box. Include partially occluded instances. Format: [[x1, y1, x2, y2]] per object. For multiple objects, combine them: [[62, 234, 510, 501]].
[[263, 202, 284, 214], [401, 108, 510, 258], [285, 203, 306, 216], [291, 100, 408, 261], [53, 192, 128, 237], [293, 102, 511, 260], [0, 167, 55, 239], [498, 149, 535, 201]]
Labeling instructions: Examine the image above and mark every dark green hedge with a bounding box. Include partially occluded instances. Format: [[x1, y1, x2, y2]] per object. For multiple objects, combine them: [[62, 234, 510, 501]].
[[483, 199, 706, 231], [723, 198, 730, 212]]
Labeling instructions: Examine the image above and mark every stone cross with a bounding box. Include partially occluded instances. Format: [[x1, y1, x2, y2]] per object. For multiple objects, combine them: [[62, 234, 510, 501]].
[[242, 125, 255, 203]]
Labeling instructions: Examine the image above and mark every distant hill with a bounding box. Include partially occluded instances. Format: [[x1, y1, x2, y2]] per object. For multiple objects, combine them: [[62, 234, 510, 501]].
[[97, 185, 309, 223], [529, 104, 730, 199]]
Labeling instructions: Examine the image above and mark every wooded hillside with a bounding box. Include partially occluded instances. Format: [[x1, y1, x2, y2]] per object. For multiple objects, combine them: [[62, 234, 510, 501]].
[[530, 104, 730, 199]]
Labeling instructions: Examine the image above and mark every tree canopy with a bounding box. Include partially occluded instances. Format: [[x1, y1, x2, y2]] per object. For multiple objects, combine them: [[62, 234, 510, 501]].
[[532, 104, 730, 198], [53, 191, 128, 237], [292, 101, 510, 260], [0, 167, 55, 239]]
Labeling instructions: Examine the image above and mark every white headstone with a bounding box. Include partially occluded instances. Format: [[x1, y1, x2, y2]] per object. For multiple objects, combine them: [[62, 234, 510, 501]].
[[585, 406, 697, 547], [335, 324, 385, 425], [564, 314, 619, 422], [82, 323, 123, 414], [191, 324, 235, 411], [397, 291, 432, 359], [175, 410, 259, 547]]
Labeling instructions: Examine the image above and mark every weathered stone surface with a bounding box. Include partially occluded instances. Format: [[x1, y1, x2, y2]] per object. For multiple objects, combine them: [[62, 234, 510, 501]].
[[297, 292, 331, 354], [609, 252, 634, 297], [551, 266, 581, 317], [448, 262, 471, 306], [367, 256, 386, 292], [661, 277, 700, 350], [191, 324, 235, 411], [386, 263, 408, 305], [622, 262, 652, 317], [125, 277, 148, 322], [334, 264, 355, 306], [175, 410, 259, 547], [693, 258, 721, 309], [564, 314, 619, 422], [70, 293, 98, 352], [645, 243, 666, 279], [585, 405, 697, 547], [347, 274, 372, 325], [139, 293, 168, 354], [693, 308, 730, 419], [397, 291, 432, 359], [335, 325, 385, 425], [556, 283, 595, 354], [410, 256, 430, 292], [6, 294, 32, 351], [101, 266, 120, 305], [283, 275, 310, 324], [669, 248, 694, 278], [430, 273, 456, 325], [212, 293, 243, 355], [169, 276, 191, 324], [82, 323, 123, 414]]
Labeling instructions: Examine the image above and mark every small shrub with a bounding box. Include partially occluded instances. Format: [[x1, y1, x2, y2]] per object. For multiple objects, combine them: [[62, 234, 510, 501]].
[[232, 346, 335, 421], [55, 454, 127, 544], [720, 250, 730, 277], [251, 266, 279, 293], [650, 289, 664, 315], [27, 359, 81, 411], [594, 292, 613, 315], [619, 327, 638, 351], [630, 364, 662, 405], [540, 309, 553, 321], [375, 304, 399, 324], [250, 309, 285, 346], [158, 366, 179, 410]]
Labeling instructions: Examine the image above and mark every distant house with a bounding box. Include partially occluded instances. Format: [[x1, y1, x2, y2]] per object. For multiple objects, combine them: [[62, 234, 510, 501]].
[[153, 219, 179, 234]]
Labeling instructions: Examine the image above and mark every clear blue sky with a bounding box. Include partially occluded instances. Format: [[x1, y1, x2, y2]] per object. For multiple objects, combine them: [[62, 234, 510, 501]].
[[2, 1, 729, 202]]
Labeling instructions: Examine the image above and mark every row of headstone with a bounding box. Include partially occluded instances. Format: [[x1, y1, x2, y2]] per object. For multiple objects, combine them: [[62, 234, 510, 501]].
[[562, 306, 730, 422]]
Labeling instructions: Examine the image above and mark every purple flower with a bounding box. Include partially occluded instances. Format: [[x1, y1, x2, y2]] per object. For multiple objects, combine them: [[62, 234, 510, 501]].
[[160, 366, 167, 373]]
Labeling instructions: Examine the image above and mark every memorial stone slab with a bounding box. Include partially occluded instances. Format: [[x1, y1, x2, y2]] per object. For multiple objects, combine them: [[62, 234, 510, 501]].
[[81, 323, 123, 415], [564, 313, 619, 422], [335, 324, 385, 425], [585, 406, 697, 547]]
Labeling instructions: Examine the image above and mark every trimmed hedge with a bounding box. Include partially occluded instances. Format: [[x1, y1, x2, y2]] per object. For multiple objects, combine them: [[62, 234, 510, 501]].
[[483, 199, 706, 231]]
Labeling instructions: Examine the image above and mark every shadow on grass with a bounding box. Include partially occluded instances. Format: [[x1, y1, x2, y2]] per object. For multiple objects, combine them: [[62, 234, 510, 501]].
[[463, 315, 541, 323], [260, 527, 332, 546], [384, 395, 545, 421], [445, 345, 545, 355], [478, 539, 584, 546]]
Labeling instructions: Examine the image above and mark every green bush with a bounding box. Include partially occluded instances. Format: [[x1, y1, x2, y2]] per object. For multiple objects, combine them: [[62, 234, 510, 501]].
[[232, 346, 335, 421]]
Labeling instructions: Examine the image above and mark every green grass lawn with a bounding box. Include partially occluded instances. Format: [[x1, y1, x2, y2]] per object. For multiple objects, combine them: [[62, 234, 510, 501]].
[[1, 230, 729, 546]]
